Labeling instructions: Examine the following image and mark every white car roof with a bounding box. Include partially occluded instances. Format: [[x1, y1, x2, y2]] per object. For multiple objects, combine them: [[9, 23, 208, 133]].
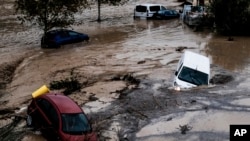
[[182, 51, 210, 74]]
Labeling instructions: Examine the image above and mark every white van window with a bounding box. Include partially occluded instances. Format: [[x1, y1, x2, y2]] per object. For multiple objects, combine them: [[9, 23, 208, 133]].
[[149, 6, 161, 12], [136, 6, 147, 12], [178, 66, 209, 86]]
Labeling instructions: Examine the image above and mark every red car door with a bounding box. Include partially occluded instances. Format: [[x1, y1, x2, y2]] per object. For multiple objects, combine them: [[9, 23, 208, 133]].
[[36, 98, 60, 140]]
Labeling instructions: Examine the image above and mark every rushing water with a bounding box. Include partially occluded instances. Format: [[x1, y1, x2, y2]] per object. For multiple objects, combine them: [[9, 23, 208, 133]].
[[1, 0, 250, 140]]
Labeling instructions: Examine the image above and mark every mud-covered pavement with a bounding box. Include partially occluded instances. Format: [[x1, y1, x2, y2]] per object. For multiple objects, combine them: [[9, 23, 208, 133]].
[[1, 0, 250, 141]]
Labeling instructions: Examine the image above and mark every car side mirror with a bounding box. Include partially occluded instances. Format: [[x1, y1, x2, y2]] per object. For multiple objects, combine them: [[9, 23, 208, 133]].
[[175, 71, 178, 76], [179, 10, 183, 13]]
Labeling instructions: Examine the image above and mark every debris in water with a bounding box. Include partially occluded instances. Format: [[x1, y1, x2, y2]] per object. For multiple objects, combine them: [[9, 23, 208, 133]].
[[49, 76, 82, 95], [177, 124, 192, 134], [210, 74, 233, 84]]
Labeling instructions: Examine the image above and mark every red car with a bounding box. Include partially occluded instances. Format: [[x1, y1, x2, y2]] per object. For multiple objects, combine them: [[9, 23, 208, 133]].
[[27, 92, 97, 141]]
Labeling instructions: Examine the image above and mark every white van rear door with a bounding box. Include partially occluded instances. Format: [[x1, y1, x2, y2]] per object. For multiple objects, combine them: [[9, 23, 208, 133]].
[[134, 5, 148, 18]]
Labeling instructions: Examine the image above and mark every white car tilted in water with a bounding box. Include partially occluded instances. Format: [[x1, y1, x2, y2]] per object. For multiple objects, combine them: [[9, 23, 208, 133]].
[[173, 50, 210, 89]]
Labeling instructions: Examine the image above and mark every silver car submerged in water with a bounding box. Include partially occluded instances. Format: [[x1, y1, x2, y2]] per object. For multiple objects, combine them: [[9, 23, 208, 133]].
[[180, 5, 205, 26]]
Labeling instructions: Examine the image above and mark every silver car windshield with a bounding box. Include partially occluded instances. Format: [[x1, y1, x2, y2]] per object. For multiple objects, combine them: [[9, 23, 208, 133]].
[[178, 66, 208, 86], [161, 6, 167, 10]]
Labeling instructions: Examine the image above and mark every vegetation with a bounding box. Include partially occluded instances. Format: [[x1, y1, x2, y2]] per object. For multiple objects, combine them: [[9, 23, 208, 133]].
[[95, 0, 128, 22], [14, 0, 89, 34], [209, 0, 250, 35], [14, 0, 129, 32]]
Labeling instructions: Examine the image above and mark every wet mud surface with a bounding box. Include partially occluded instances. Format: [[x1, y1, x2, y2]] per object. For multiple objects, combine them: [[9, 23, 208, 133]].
[[1, 0, 250, 141]]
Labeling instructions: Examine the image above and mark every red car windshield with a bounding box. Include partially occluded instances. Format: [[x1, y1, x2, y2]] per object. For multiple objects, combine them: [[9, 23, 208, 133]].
[[61, 113, 92, 134]]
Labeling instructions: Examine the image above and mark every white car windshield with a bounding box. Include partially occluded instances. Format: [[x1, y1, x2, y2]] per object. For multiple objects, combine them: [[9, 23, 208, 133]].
[[178, 66, 208, 86]]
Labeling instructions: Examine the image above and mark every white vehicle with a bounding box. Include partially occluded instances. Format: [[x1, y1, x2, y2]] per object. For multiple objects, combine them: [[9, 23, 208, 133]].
[[173, 50, 210, 89], [180, 4, 192, 20], [180, 4, 205, 26], [134, 4, 167, 19]]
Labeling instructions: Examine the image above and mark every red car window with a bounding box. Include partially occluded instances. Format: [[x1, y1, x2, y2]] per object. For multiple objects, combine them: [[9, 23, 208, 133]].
[[37, 98, 59, 129]]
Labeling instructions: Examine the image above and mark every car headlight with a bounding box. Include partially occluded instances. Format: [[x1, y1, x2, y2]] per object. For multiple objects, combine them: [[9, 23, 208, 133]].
[[174, 86, 181, 91], [173, 82, 181, 91]]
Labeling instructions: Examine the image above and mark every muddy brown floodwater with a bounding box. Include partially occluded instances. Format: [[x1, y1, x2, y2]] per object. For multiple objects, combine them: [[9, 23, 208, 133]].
[[1, 0, 250, 141]]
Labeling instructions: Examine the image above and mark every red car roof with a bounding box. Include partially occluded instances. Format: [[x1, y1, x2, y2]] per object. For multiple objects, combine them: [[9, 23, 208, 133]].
[[42, 93, 83, 114]]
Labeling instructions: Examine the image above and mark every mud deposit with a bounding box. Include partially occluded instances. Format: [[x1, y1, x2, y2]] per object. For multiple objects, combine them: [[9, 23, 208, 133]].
[[1, 0, 250, 141]]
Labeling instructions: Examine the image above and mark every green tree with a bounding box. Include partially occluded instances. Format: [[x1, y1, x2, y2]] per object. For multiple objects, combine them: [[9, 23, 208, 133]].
[[14, 0, 89, 34], [95, 0, 128, 22], [209, 0, 250, 35]]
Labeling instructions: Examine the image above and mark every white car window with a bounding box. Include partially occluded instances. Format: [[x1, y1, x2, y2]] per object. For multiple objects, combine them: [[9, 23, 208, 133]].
[[135, 6, 147, 12]]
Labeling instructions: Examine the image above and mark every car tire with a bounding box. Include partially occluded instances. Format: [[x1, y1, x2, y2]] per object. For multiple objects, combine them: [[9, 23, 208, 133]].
[[85, 38, 89, 43], [27, 115, 33, 127], [41, 44, 48, 48], [55, 45, 60, 48]]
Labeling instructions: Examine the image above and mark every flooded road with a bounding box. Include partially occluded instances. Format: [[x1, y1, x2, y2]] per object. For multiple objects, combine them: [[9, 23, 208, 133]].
[[206, 36, 250, 72], [1, 0, 250, 141]]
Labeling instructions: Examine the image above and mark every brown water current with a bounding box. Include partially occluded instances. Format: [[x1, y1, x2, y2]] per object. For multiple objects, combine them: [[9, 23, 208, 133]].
[[1, 0, 250, 140], [206, 36, 250, 72]]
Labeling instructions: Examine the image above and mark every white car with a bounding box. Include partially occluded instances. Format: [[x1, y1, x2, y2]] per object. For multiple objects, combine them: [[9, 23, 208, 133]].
[[173, 50, 210, 89]]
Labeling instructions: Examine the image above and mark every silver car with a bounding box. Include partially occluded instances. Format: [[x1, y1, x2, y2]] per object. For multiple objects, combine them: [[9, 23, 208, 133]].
[[181, 5, 205, 26]]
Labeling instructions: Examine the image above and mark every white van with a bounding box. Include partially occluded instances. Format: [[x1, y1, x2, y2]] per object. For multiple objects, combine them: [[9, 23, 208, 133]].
[[134, 4, 167, 19], [173, 50, 210, 89]]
